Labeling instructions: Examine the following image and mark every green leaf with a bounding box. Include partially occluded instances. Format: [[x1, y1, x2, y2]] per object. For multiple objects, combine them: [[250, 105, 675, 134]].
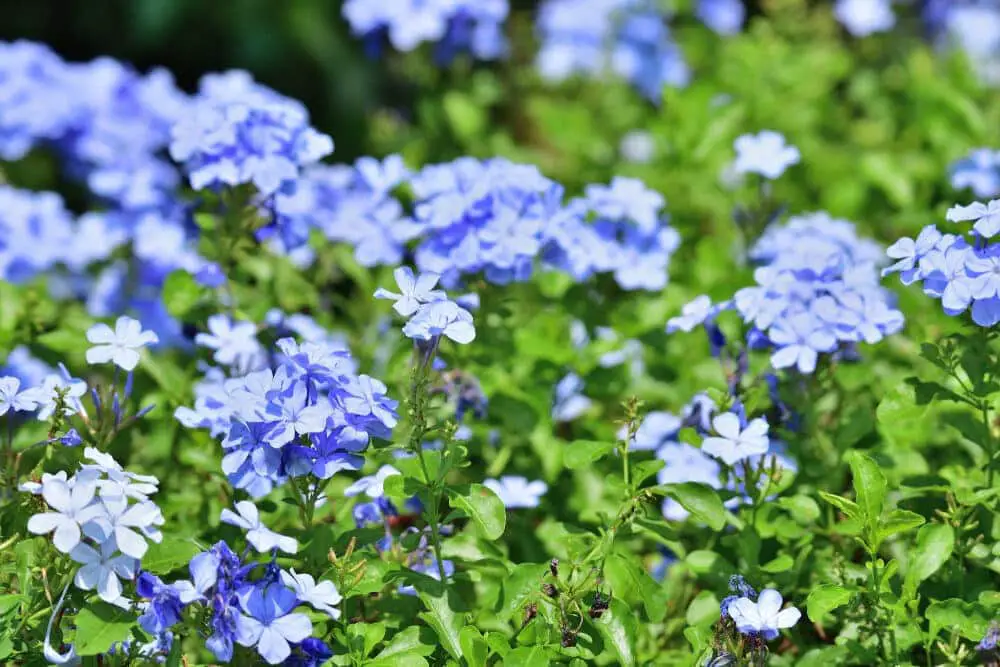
[[604, 553, 667, 619], [459, 627, 488, 667], [503, 646, 549, 667], [818, 491, 861, 520], [876, 509, 925, 544], [903, 524, 955, 601], [777, 495, 821, 524], [685, 591, 721, 627], [447, 484, 506, 541], [372, 627, 436, 660], [658, 483, 728, 530], [36, 329, 83, 354], [806, 584, 855, 623], [847, 452, 886, 525], [417, 590, 464, 661], [141, 537, 202, 574], [596, 599, 636, 667], [0, 595, 22, 616], [631, 459, 664, 486], [927, 599, 992, 640], [564, 440, 615, 469], [74, 602, 137, 656], [498, 563, 547, 619], [162, 269, 204, 319], [761, 554, 795, 573]]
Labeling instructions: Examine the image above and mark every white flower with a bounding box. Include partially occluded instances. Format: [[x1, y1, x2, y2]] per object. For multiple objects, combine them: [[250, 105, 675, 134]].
[[280, 569, 342, 619], [221, 501, 298, 554], [26, 476, 103, 553], [90, 500, 163, 559], [374, 266, 445, 316], [701, 413, 770, 465], [344, 465, 401, 499], [85, 316, 159, 371], [0, 376, 41, 416], [733, 131, 800, 179], [34, 369, 87, 421], [70, 540, 137, 603]]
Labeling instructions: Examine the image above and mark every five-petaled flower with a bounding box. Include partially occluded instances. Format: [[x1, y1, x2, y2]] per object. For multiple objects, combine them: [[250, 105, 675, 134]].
[[85, 316, 159, 371]]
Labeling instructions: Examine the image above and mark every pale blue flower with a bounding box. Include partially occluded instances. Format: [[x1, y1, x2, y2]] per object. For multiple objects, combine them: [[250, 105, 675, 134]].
[[374, 267, 445, 316], [402, 300, 476, 344], [85, 316, 159, 371], [280, 569, 342, 619], [701, 412, 769, 466], [26, 475, 102, 553], [221, 501, 298, 554], [195, 315, 263, 368], [733, 131, 800, 179], [483, 476, 547, 509], [552, 372, 591, 422], [727, 588, 801, 640], [345, 465, 400, 499], [0, 375, 41, 415], [69, 539, 137, 603], [947, 200, 1000, 238]]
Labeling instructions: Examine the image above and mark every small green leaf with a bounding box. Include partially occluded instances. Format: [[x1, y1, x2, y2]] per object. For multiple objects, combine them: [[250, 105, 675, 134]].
[[459, 626, 488, 667], [927, 599, 992, 640], [372, 626, 436, 660], [141, 537, 202, 574], [162, 270, 204, 319], [564, 440, 615, 469], [818, 491, 861, 520], [847, 452, 886, 525], [503, 646, 549, 667], [903, 524, 955, 602], [877, 509, 925, 543], [74, 602, 137, 656], [447, 484, 506, 541], [777, 496, 821, 524], [498, 563, 547, 619], [806, 584, 855, 623], [685, 591, 721, 627], [596, 599, 636, 667], [417, 590, 464, 661], [659, 483, 728, 530], [761, 554, 795, 573]]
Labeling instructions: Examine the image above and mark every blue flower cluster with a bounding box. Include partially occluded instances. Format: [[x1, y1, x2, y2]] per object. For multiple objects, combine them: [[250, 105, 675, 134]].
[[671, 212, 903, 374], [176, 323, 397, 497], [136, 540, 337, 665], [342, 0, 508, 61], [951, 148, 1000, 199], [546, 176, 680, 290], [885, 199, 1000, 326], [536, 0, 689, 102], [169, 77, 333, 196]]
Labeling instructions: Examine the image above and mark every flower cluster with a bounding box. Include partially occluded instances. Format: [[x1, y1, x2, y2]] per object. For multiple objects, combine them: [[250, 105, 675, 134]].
[[885, 200, 1000, 326], [23, 449, 163, 604], [536, 0, 689, 102], [274, 155, 416, 262], [177, 322, 397, 497], [136, 537, 337, 664], [342, 0, 508, 61], [672, 212, 903, 374], [170, 79, 333, 196], [545, 176, 680, 290]]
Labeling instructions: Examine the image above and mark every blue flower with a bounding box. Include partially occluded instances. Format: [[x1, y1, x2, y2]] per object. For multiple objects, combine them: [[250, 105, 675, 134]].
[[947, 200, 1000, 238], [483, 476, 548, 509], [552, 373, 592, 422], [221, 501, 298, 554], [696, 0, 745, 35], [701, 412, 770, 466], [629, 411, 682, 451], [195, 315, 263, 368], [732, 131, 800, 180], [726, 588, 801, 640], [137, 572, 185, 634], [235, 582, 314, 665], [951, 148, 1000, 198], [402, 300, 477, 344], [0, 375, 41, 415], [834, 0, 895, 37]]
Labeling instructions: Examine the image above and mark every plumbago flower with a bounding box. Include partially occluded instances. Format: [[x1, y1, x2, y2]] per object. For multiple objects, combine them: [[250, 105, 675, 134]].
[[885, 199, 1000, 326], [85, 316, 159, 372], [732, 131, 800, 180], [669, 212, 903, 374], [25, 448, 163, 603], [221, 501, 298, 554], [376, 267, 477, 345], [726, 588, 801, 640], [951, 148, 1000, 199], [701, 412, 769, 465], [176, 316, 397, 498], [483, 476, 548, 509], [133, 539, 336, 664]]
